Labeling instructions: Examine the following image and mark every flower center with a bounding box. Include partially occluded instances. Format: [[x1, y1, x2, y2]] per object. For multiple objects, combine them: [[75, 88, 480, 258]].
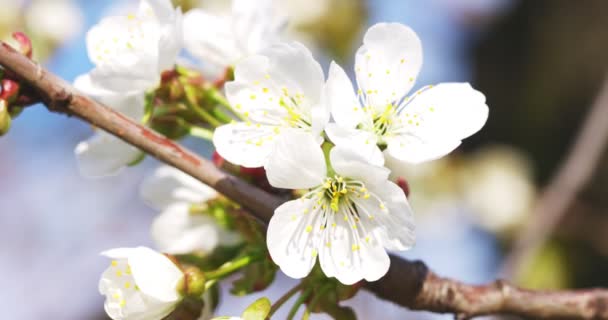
[[315, 175, 370, 212]]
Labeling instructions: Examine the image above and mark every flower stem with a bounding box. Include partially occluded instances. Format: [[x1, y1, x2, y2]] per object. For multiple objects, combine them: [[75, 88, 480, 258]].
[[305, 283, 333, 315], [204, 254, 257, 280], [286, 288, 313, 320], [210, 106, 234, 124], [188, 125, 214, 141], [188, 101, 223, 128], [267, 283, 304, 319]]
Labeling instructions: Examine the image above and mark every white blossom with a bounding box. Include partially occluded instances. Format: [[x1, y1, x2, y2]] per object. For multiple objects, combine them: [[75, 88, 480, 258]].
[[213, 42, 328, 168], [183, 0, 285, 67], [324, 22, 489, 167], [73, 0, 182, 177], [99, 247, 184, 320], [265, 132, 414, 285], [140, 165, 241, 255], [25, 0, 83, 43]]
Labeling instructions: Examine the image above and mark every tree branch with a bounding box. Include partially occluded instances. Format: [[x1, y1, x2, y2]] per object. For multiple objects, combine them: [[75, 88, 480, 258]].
[[501, 76, 608, 277], [2, 43, 608, 319]]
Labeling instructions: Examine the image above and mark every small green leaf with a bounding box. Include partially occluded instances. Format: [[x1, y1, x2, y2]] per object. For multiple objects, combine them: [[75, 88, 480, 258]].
[[241, 297, 271, 320]]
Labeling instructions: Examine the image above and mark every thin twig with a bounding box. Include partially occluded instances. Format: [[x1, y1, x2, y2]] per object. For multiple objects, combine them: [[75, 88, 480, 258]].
[[2, 42, 608, 319], [501, 76, 608, 277]]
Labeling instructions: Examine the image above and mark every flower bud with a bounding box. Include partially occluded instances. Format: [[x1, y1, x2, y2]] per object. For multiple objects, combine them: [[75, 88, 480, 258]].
[[180, 265, 206, 297], [0, 79, 20, 103], [0, 100, 11, 136], [11, 32, 32, 58], [99, 247, 184, 320], [241, 297, 271, 320]]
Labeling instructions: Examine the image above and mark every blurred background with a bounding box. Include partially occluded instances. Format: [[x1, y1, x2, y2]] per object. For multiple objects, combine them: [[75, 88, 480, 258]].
[[1, 0, 608, 319]]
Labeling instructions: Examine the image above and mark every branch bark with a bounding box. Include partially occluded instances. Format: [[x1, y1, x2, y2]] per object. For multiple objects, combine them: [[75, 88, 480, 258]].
[[2, 43, 608, 319]]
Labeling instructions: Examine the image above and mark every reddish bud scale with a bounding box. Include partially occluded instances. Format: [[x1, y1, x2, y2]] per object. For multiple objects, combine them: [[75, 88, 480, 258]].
[[160, 69, 178, 84], [396, 177, 410, 197], [212, 151, 225, 167], [12, 32, 32, 58], [0, 79, 20, 102]]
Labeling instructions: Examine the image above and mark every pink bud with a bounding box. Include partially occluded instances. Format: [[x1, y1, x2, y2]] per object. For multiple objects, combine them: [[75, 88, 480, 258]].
[[12, 32, 32, 58]]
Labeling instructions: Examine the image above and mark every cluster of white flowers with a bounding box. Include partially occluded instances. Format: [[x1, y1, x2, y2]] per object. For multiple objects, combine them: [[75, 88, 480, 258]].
[[82, 0, 489, 318], [212, 23, 489, 284], [74, 0, 182, 177]]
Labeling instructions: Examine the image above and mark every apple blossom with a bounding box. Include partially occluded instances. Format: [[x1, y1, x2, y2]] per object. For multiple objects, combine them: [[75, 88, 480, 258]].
[[99, 247, 184, 320], [264, 132, 414, 285], [183, 0, 285, 67], [213, 42, 328, 168], [324, 22, 489, 166], [140, 165, 241, 255]]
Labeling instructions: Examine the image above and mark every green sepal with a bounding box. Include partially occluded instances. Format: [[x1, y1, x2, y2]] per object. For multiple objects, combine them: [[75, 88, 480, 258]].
[[127, 152, 145, 167], [241, 297, 271, 320]]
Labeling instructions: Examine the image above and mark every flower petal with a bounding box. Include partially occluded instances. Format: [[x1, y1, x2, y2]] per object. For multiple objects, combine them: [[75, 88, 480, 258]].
[[267, 198, 321, 279], [86, 13, 161, 93], [319, 213, 390, 285], [387, 83, 488, 163], [128, 247, 183, 302], [213, 122, 283, 167], [231, 0, 286, 55], [140, 165, 217, 210], [75, 132, 142, 177], [325, 123, 384, 166], [265, 131, 326, 189], [355, 23, 423, 109], [151, 203, 220, 255], [330, 146, 389, 185], [325, 61, 362, 128], [366, 181, 415, 251], [74, 74, 145, 118], [226, 42, 325, 128], [183, 9, 240, 67]]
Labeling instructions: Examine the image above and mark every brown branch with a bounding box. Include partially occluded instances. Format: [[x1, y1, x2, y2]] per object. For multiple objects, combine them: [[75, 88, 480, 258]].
[[501, 76, 608, 277], [2, 43, 608, 319]]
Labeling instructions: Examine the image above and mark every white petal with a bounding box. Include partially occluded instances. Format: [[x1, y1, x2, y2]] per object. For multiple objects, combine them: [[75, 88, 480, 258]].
[[140, 165, 217, 210], [151, 203, 220, 255], [128, 247, 183, 302], [265, 131, 326, 189], [101, 247, 138, 260], [140, 0, 175, 23], [319, 212, 389, 285], [329, 146, 389, 185], [325, 62, 362, 128], [86, 14, 160, 92], [156, 7, 182, 72], [355, 23, 422, 109], [231, 0, 286, 55], [139, 0, 182, 56], [74, 74, 146, 118], [183, 9, 240, 66], [267, 198, 321, 279], [366, 181, 415, 251], [387, 83, 488, 163], [325, 123, 384, 166], [213, 122, 283, 167], [226, 42, 325, 125], [385, 137, 461, 165], [75, 132, 142, 178]]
